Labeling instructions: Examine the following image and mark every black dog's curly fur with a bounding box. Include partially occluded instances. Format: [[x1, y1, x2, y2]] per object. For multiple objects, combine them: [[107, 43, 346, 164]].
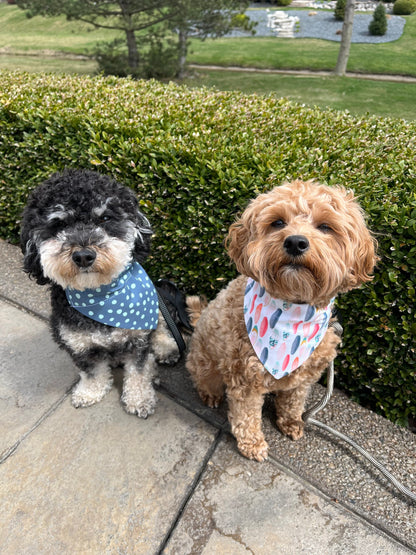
[[21, 169, 151, 284], [21, 169, 180, 416]]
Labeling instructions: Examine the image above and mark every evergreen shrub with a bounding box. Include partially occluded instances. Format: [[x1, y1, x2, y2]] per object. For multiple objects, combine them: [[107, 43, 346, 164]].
[[393, 0, 416, 13], [334, 0, 346, 20], [0, 72, 415, 426], [369, 3, 388, 35], [93, 36, 179, 79]]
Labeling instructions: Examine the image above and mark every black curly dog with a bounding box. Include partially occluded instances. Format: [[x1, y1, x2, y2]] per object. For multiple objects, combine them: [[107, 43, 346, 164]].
[[21, 169, 183, 417]]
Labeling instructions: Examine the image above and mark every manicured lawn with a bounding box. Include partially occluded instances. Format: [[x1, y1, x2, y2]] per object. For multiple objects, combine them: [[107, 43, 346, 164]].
[[0, 4, 121, 53], [0, 54, 97, 74], [187, 12, 416, 77], [2, 4, 416, 76], [182, 69, 416, 120], [1, 4, 415, 120]]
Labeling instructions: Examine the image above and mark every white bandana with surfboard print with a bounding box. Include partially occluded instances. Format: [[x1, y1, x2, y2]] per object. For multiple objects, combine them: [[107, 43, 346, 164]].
[[243, 278, 334, 380]]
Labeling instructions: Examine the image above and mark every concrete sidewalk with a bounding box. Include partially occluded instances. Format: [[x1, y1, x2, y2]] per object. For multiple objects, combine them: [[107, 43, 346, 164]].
[[1, 239, 415, 554]]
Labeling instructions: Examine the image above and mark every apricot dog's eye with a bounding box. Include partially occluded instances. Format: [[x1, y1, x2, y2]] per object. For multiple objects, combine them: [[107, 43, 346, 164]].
[[318, 223, 333, 233], [271, 219, 286, 229]]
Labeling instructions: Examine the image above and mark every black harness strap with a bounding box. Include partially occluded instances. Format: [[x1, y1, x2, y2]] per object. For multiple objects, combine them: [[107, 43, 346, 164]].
[[157, 291, 187, 356], [155, 279, 193, 331]]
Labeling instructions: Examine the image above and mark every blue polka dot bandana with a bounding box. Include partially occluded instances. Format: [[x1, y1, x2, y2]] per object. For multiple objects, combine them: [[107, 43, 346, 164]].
[[66, 262, 159, 330]]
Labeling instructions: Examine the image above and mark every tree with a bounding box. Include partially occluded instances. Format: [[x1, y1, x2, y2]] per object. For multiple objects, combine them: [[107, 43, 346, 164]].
[[16, 0, 251, 79], [169, 0, 252, 78], [369, 3, 387, 36], [16, 0, 181, 73], [334, 0, 346, 20], [334, 0, 355, 76]]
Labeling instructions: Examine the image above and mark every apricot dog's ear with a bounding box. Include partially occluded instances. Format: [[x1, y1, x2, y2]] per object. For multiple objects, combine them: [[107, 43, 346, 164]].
[[349, 227, 378, 289], [342, 191, 379, 290], [226, 210, 254, 275]]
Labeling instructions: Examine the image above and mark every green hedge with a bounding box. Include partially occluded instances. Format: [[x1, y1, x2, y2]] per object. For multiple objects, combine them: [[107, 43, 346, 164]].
[[393, 0, 416, 15], [1, 71, 415, 426]]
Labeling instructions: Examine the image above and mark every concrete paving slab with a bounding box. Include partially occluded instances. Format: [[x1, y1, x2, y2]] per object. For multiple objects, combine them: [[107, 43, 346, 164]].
[[160, 367, 416, 550], [158, 363, 229, 430], [1, 238, 415, 553], [164, 434, 411, 554], [0, 300, 77, 457], [0, 390, 217, 554], [0, 239, 50, 320], [262, 387, 416, 549], [158, 358, 416, 550]]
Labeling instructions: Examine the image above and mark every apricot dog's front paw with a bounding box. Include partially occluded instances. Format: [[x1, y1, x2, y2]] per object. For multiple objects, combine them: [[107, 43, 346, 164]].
[[198, 390, 223, 409], [277, 416, 304, 440], [237, 438, 269, 462]]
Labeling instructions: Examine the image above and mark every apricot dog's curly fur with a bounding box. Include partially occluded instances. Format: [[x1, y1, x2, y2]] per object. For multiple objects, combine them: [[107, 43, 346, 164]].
[[186, 180, 377, 462]]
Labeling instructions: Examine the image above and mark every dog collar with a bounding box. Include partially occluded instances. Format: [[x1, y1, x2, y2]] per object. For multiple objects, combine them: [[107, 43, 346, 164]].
[[66, 261, 159, 330], [244, 278, 334, 380]]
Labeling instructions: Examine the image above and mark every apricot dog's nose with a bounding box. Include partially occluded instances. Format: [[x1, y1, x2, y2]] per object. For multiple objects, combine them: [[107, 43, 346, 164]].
[[284, 235, 309, 257]]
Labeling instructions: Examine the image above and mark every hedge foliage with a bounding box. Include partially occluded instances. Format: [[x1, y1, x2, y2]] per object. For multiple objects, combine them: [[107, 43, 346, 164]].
[[393, 0, 416, 14], [0, 71, 415, 426]]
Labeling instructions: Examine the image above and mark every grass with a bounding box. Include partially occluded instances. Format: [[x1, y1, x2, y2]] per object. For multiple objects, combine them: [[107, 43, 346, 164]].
[[1, 4, 416, 120], [0, 4, 121, 53], [188, 11, 416, 77], [183, 70, 416, 120], [0, 54, 97, 75], [2, 4, 416, 75], [189, 36, 339, 72]]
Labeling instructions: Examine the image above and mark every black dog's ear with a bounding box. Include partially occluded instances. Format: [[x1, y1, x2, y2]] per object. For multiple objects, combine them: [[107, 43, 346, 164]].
[[132, 210, 153, 264], [21, 237, 50, 285], [20, 206, 50, 286]]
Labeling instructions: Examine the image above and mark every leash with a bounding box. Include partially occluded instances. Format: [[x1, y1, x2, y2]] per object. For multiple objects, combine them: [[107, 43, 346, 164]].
[[302, 322, 416, 503], [156, 290, 187, 356]]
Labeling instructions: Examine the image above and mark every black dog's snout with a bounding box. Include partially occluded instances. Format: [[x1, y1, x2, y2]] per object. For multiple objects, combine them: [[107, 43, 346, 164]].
[[72, 248, 97, 268], [284, 235, 310, 257]]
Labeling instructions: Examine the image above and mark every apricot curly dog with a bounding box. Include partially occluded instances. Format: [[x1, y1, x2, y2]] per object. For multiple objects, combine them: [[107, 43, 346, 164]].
[[186, 180, 377, 461]]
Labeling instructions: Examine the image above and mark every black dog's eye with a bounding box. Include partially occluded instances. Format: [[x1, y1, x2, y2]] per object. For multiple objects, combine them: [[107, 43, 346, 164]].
[[98, 214, 112, 224], [48, 217, 62, 225], [317, 223, 333, 233], [271, 219, 286, 229], [47, 218, 66, 231]]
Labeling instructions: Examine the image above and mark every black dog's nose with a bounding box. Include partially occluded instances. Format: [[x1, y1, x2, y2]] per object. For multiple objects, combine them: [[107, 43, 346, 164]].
[[284, 235, 309, 257], [72, 248, 96, 268]]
